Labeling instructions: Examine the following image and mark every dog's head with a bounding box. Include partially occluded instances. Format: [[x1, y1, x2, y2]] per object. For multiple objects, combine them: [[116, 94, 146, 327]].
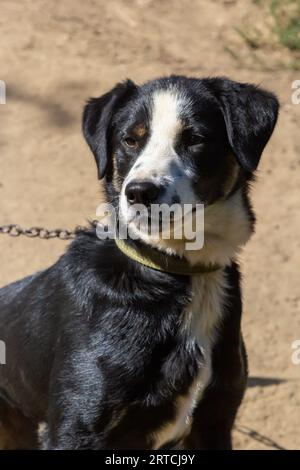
[[83, 76, 278, 260]]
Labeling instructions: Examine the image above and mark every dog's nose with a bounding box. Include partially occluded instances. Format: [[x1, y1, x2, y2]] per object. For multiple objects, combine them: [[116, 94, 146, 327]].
[[125, 180, 160, 206]]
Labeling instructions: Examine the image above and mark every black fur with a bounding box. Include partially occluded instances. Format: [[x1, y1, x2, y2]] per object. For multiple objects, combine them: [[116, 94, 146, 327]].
[[0, 75, 279, 449], [83, 80, 137, 179], [0, 230, 244, 449], [207, 77, 279, 171]]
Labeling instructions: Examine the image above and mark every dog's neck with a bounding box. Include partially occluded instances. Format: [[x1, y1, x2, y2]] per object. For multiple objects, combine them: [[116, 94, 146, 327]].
[[131, 190, 253, 268]]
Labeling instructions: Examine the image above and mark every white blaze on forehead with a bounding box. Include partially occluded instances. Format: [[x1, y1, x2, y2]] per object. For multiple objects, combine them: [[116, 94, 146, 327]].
[[150, 89, 183, 145], [125, 89, 184, 181]]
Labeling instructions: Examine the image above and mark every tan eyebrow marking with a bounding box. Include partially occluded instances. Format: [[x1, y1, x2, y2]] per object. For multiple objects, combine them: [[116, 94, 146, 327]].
[[132, 123, 147, 138]]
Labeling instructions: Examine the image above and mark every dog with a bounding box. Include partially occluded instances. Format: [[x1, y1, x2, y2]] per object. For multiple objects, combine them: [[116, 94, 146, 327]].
[[0, 76, 279, 449]]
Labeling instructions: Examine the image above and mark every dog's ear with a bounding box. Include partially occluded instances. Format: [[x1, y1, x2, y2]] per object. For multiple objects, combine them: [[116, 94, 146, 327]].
[[82, 80, 137, 179], [209, 78, 279, 171]]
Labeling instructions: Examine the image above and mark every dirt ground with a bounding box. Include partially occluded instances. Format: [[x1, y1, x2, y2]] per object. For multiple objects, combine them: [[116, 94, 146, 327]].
[[0, 0, 299, 450]]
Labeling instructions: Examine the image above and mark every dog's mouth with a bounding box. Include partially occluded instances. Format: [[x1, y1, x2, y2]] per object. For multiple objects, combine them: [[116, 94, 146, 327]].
[[123, 204, 200, 238]]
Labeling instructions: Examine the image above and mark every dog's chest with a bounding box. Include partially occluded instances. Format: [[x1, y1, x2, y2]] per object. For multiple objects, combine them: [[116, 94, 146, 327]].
[[152, 271, 227, 449]]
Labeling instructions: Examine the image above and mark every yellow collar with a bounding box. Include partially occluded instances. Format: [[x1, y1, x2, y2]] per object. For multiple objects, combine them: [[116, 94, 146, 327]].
[[115, 238, 222, 276]]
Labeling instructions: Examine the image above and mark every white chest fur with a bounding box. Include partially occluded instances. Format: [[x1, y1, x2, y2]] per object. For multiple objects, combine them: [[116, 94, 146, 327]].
[[152, 269, 228, 449]]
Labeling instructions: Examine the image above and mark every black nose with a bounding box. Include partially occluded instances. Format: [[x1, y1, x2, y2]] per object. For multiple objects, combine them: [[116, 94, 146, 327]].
[[125, 180, 161, 206]]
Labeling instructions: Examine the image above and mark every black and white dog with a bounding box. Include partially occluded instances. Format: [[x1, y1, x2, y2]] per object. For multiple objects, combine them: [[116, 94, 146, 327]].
[[0, 76, 278, 450]]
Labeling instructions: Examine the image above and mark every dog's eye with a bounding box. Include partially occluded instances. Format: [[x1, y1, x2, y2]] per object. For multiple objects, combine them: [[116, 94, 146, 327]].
[[123, 137, 138, 149], [187, 134, 205, 147]]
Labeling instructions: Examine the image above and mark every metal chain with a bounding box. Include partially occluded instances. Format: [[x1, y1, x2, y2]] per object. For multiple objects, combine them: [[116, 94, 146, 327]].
[[0, 224, 83, 240], [234, 425, 286, 450]]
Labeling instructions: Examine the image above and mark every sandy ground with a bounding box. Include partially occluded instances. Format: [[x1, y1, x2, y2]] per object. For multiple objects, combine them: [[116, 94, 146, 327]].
[[0, 0, 299, 450]]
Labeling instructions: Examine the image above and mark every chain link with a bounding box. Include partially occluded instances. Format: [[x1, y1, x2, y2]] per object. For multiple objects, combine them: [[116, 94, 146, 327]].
[[0, 224, 83, 240]]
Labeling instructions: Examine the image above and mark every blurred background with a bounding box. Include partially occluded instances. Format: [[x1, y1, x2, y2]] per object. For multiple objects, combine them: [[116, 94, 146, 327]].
[[0, 0, 299, 449]]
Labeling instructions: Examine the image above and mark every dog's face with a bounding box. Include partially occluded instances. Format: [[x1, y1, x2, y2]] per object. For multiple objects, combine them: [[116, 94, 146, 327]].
[[83, 76, 278, 252]]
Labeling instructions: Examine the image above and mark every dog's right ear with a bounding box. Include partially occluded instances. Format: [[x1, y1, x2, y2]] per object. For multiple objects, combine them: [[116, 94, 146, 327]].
[[82, 80, 137, 179]]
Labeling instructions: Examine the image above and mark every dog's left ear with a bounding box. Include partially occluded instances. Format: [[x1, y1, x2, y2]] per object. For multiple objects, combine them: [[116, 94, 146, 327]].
[[209, 78, 279, 171], [82, 80, 137, 179]]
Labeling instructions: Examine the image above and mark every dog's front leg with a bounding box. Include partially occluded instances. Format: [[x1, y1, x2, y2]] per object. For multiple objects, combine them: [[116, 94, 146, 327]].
[[41, 407, 111, 450], [183, 338, 248, 450], [42, 362, 114, 449], [183, 382, 240, 450], [41, 427, 107, 450]]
